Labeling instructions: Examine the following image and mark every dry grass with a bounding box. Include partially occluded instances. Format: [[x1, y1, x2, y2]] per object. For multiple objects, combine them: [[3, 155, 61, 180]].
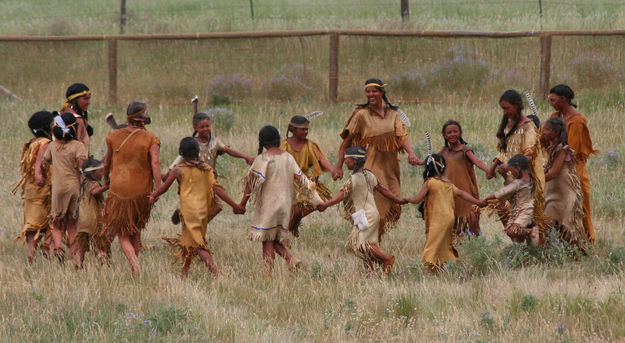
[[1, 98, 624, 341], [2, 1, 625, 341]]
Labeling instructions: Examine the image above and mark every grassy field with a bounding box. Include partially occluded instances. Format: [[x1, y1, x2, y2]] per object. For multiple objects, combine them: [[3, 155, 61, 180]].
[[2, 1, 625, 342], [1, 98, 624, 342]]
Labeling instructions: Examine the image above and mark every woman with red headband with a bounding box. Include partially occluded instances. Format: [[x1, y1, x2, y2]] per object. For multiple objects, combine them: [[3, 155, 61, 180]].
[[102, 101, 161, 275], [334, 78, 423, 239]]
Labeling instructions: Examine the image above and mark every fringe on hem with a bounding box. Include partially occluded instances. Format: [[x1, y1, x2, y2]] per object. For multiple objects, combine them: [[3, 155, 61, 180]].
[[243, 172, 266, 208], [345, 229, 374, 260], [14, 227, 48, 244], [162, 235, 210, 267], [103, 192, 152, 237], [352, 131, 406, 153], [247, 228, 291, 248]]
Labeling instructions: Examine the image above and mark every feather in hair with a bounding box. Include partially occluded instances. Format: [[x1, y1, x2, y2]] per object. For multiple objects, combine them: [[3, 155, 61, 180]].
[[305, 111, 323, 120], [525, 91, 539, 118], [425, 130, 433, 163], [396, 107, 411, 127]]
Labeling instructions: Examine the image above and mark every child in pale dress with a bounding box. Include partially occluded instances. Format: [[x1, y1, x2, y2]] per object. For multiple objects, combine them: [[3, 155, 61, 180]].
[[482, 154, 540, 246], [317, 146, 405, 276], [239, 125, 319, 276]]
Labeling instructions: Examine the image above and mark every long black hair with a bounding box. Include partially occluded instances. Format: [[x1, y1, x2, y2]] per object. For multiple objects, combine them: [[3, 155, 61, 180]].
[[65, 83, 90, 118], [441, 119, 467, 147], [257, 125, 281, 155], [544, 117, 568, 164], [52, 113, 78, 141], [179, 137, 200, 160], [550, 84, 577, 108], [357, 78, 398, 111], [418, 154, 447, 217], [28, 111, 54, 138], [496, 89, 524, 152]]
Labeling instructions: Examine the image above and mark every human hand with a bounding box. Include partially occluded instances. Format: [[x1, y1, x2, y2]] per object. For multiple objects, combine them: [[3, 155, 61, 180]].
[[233, 204, 246, 215], [407, 153, 422, 166], [317, 203, 328, 212], [148, 193, 158, 205], [35, 174, 45, 187], [331, 167, 343, 180], [245, 156, 255, 166], [486, 169, 495, 179]]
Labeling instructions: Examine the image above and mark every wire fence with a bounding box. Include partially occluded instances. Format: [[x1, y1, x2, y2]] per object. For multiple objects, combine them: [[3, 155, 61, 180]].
[[2, 29, 625, 105]]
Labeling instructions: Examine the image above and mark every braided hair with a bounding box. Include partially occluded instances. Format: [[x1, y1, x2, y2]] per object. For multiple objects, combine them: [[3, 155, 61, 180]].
[[28, 111, 54, 138], [496, 89, 524, 152], [441, 120, 468, 147], [550, 84, 577, 108], [357, 78, 398, 111], [257, 125, 281, 155], [52, 112, 78, 141], [345, 145, 367, 174], [544, 117, 568, 164]]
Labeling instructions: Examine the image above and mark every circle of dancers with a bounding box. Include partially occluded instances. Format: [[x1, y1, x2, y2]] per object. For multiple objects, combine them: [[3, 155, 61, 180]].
[[14, 79, 597, 277]]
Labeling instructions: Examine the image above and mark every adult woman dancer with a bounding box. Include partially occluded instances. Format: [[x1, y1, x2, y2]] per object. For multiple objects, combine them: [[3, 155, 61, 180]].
[[334, 78, 422, 238], [102, 101, 161, 275], [548, 84, 597, 244], [487, 90, 546, 235]]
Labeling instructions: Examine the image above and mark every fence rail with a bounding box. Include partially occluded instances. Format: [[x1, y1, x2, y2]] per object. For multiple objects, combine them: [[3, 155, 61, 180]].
[[3, 29, 625, 104]]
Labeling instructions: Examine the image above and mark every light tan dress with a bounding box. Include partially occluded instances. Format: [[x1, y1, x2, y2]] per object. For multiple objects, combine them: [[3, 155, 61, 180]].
[[341, 170, 380, 260], [162, 163, 219, 265], [495, 120, 546, 228], [544, 144, 586, 245], [169, 137, 227, 221], [440, 145, 480, 236], [421, 178, 459, 267], [15, 137, 52, 242], [103, 128, 160, 236], [245, 151, 302, 247], [44, 139, 87, 220], [549, 112, 597, 244], [76, 179, 110, 253], [340, 107, 408, 236], [494, 178, 534, 242]]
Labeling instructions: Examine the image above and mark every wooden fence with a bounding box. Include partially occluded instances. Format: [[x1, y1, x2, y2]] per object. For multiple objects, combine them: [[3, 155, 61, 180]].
[[3, 29, 625, 104]]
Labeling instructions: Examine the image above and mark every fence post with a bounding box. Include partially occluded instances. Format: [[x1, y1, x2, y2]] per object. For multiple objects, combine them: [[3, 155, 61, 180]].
[[401, 0, 409, 21], [328, 33, 339, 104], [539, 33, 552, 99], [108, 39, 118, 104]]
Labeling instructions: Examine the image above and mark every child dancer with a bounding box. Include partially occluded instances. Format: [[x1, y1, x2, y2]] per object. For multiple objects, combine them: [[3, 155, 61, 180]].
[[37, 113, 87, 265], [482, 154, 539, 246], [163, 112, 254, 223], [14, 111, 54, 264], [239, 125, 319, 276], [75, 158, 111, 266], [403, 154, 483, 274], [281, 115, 335, 236], [317, 146, 405, 276], [439, 120, 490, 238], [151, 138, 244, 278], [541, 117, 587, 248]]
